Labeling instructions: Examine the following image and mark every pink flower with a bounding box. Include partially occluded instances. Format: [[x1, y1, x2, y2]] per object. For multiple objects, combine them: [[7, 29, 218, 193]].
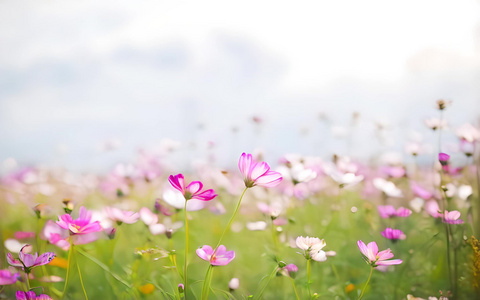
[[438, 153, 450, 165], [443, 210, 464, 224], [377, 205, 412, 218], [357, 240, 402, 267], [14, 232, 36, 240], [56, 206, 103, 235], [381, 228, 406, 241], [238, 153, 283, 188], [168, 174, 217, 201], [295, 236, 335, 262], [411, 182, 433, 200], [104, 207, 139, 224], [196, 245, 235, 266], [7, 245, 55, 273], [0, 269, 20, 285], [16, 291, 52, 300]]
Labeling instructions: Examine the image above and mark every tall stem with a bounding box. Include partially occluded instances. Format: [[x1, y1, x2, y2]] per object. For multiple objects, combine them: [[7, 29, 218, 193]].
[[75, 247, 89, 300], [253, 264, 278, 300], [62, 240, 74, 299], [201, 265, 213, 300], [215, 187, 248, 249], [306, 259, 312, 299], [358, 266, 374, 300], [184, 200, 189, 299], [25, 272, 31, 291], [289, 277, 300, 300]]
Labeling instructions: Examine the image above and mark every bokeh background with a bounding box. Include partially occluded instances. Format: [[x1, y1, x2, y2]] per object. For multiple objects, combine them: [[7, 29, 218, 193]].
[[1, 0, 480, 173]]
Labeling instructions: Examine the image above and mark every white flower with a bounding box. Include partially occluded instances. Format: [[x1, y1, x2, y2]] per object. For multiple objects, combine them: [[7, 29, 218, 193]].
[[228, 278, 240, 290], [373, 178, 403, 198]]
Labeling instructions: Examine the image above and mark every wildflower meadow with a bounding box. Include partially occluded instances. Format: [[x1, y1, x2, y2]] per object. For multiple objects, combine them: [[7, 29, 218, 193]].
[[1, 101, 479, 300]]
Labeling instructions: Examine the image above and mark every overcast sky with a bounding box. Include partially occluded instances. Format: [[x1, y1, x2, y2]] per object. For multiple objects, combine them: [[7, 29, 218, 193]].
[[1, 0, 479, 173]]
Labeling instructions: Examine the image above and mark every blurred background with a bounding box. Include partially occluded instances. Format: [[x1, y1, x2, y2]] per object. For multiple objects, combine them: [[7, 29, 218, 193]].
[[1, 0, 479, 174]]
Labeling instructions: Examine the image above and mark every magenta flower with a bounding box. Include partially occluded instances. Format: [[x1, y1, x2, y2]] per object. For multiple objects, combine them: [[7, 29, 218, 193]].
[[168, 174, 217, 201], [7, 245, 55, 273], [56, 206, 103, 235], [238, 153, 283, 188], [438, 152, 450, 165], [196, 245, 235, 266], [357, 240, 402, 267], [381, 228, 406, 241], [377, 205, 412, 218], [0, 269, 20, 285], [16, 291, 52, 300], [443, 210, 464, 224]]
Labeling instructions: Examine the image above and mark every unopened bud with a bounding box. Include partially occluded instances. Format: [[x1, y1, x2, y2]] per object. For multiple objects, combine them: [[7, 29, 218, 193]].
[[228, 278, 240, 291]]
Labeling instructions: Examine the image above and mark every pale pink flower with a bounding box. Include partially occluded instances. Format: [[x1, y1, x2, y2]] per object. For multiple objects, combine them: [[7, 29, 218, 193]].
[[295, 236, 334, 262], [425, 200, 442, 218], [14, 232, 36, 240], [7, 245, 55, 273], [411, 182, 433, 200], [196, 245, 235, 266], [381, 228, 406, 241], [377, 205, 412, 218], [0, 269, 19, 285], [228, 278, 240, 290], [104, 207, 139, 224], [168, 174, 217, 201], [443, 210, 464, 224], [56, 206, 103, 235], [357, 240, 402, 267], [238, 153, 283, 188]]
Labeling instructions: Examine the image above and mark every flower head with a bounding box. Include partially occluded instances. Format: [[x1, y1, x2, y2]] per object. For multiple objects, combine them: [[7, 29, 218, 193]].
[[443, 210, 464, 224], [381, 228, 406, 241], [168, 174, 217, 201], [0, 269, 20, 285], [357, 240, 402, 267], [377, 205, 412, 218], [7, 245, 55, 273], [196, 245, 235, 266], [238, 153, 282, 188], [296, 236, 334, 262], [438, 153, 450, 166], [56, 206, 103, 235], [16, 291, 52, 300]]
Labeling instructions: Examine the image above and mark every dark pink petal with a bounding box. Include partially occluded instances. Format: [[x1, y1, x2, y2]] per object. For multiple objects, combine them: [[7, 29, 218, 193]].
[[16, 291, 28, 300], [34, 252, 55, 267], [168, 174, 185, 193], [438, 152, 450, 162], [36, 295, 53, 300], [186, 181, 203, 195], [56, 214, 74, 230], [0, 269, 18, 285], [377, 205, 396, 218], [192, 189, 217, 201], [395, 207, 412, 217]]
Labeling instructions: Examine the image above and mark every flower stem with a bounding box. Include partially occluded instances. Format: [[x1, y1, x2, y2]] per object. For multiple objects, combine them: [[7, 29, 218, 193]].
[[75, 248, 89, 300], [25, 272, 31, 291], [289, 277, 300, 300], [306, 259, 312, 299], [62, 240, 74, 299], [253, 264, 278, 300], [201, 265, 213, 300], [184, 200, 190, 299], [358, 266, 374, 300], [215, 187, 248, 249]]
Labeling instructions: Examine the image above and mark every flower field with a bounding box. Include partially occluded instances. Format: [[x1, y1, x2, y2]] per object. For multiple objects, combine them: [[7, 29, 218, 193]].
[[1, 103, 479, 300]]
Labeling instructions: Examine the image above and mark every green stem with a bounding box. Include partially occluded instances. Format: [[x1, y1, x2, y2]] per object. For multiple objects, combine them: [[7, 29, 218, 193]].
[[289, 277, 300, 300], [184, 200, 189, 298], [62, 240, 74, 299], [307, 259, 312, 299], [271, 220, 279, 252], [253, 264, 278, 300], [75, 248, 89, 300], [358, 266, 374, 300], [215, 187, 248, 249], [201, 265, 214, 300], [25, 272, 31, 291]]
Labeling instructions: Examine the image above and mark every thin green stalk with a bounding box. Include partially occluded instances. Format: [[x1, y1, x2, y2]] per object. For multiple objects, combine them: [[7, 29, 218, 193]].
[[306, 259, 312, 299], [215, 187, 248, 249], [289, 277, 300, 300], [25, 272, 31, 291], [201, 265, 213, 300], [62, 240, 74, 299], [184, 200, 190, 298], [271, 220, 279, 252], [358, 266, 374, 300], [253, 264, 278, 300], [75, 248, 89, 300]]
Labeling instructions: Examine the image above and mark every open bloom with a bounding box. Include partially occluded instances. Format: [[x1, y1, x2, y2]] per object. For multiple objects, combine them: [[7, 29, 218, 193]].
[[357, 240, 402, 267], [443, 210, 464, 224], [56, 206, 103, 235], [296, 236, 335, 262], [16, 291, 52, 300], [196, 245, 235, 266], [168, 174, 217, 201], [238, 153, 283, 188], [377, 205, 412, 218], [7, 245, 55, 273], [381, 228, 406, 241], [0, 269, 20, 285]]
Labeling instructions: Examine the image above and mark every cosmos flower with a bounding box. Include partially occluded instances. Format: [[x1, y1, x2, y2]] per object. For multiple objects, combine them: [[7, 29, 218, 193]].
[[377, 205, 412, 218], [104, 207, 139, 224], [295, 236, 335, 262], [442, 210, 464, 224], [196, 245, 235, 266], [0, 269, 20, 285], [56, 206, 103, 235], [7, 245, 55, 273], [238, 153, 283, 188], [357, 240, 402, 267], [381, 228, 406, 241], [16, 291, 52, 300], [168, 174, 217, 201]]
